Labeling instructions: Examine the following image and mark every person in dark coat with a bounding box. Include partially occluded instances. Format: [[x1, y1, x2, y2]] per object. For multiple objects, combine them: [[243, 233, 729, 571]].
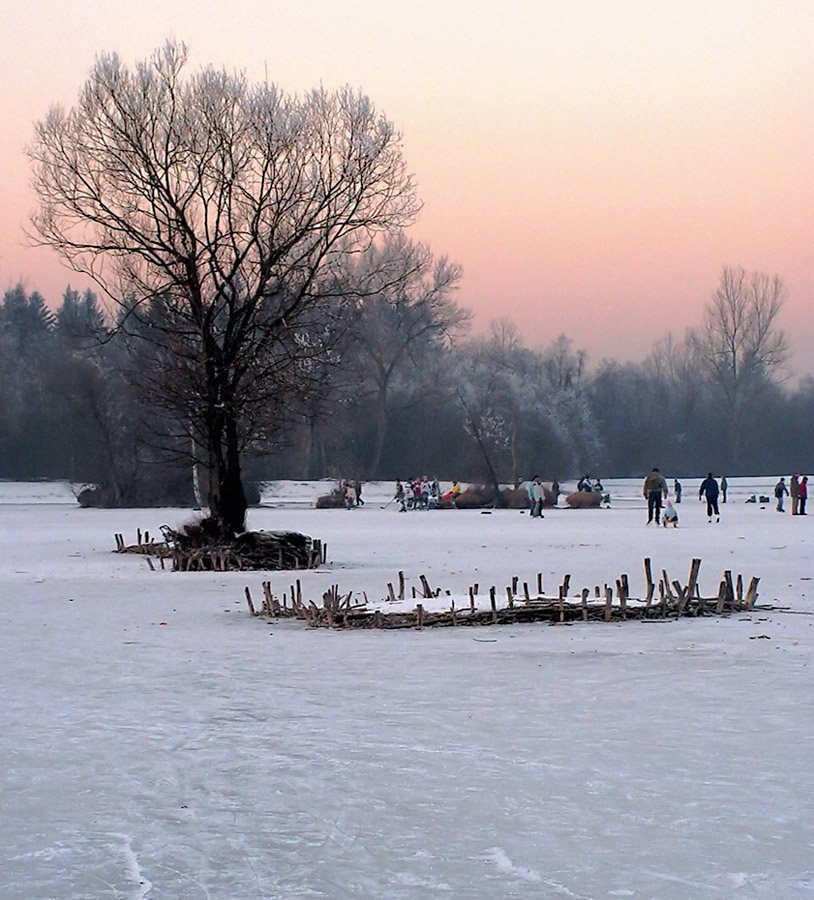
[[775, 477, 788, 512], [790, 474, 800, 515], [699, 473, 720, 523], [642, 468, 668, 525]]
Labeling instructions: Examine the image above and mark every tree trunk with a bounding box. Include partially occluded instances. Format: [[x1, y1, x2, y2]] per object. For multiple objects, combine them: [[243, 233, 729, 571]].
[[468, 418, 504, 505], [367, 391, 389, 477], [191, 433, 203, 507], [206, 405, 248, 538]]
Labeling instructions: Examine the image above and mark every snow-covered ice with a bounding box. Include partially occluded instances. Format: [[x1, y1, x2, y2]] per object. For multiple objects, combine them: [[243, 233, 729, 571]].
[[1, 478, 812, 899]]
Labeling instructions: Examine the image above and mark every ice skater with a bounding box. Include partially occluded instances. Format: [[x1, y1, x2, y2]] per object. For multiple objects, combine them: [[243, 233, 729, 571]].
[[699, 472, 720, 523]]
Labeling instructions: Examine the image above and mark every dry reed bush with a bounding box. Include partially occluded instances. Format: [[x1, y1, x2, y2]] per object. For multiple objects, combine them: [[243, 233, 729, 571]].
[[565, 491, 602, 509]]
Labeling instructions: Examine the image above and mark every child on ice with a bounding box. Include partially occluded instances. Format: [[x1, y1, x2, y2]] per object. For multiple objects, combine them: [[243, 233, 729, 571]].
[[662, 500, 679, 528]]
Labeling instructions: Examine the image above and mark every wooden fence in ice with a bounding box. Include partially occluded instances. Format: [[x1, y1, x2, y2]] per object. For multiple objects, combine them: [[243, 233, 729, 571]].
[[244, 557, 762, 629]]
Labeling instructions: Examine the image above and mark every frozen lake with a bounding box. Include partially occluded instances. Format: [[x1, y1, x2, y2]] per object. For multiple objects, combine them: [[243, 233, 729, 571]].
[[1, 478, 812, 898]]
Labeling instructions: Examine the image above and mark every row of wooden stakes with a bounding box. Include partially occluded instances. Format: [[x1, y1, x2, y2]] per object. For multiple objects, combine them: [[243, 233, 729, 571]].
[[113, 530, 327, 572], [243, 557, 762, 629]]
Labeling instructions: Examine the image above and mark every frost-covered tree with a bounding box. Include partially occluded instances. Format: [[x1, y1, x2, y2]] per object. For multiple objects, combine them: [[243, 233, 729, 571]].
[[455, 327, 596, 491], [27, 41, 418, 535]]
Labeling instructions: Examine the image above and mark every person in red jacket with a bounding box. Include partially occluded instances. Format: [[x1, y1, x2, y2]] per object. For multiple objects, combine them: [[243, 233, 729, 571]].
[[800, 476, 808, 515]]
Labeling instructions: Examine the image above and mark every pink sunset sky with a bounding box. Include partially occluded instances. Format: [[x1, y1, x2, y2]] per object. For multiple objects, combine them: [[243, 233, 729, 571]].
[[2, 1, 812, 373]]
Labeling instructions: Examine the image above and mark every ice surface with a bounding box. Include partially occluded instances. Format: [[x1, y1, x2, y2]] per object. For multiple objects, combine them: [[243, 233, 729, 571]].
[[1, 478, 812, 899]]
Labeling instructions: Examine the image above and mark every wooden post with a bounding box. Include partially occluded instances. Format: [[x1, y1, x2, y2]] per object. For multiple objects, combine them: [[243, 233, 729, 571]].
[[146, 557, 155, 571], [744, 576, 760, 609], [469, 586, 475, 612], [398, 570, 405, 601], [420, 575, 433, 598], [675, 583, 689, 616], [644, 557, 654, 609], [604, 584, 613, 621], [523, 582, 530, 601], [696, 584, 706, 617], [511, 575, 518, 595], [724, 570, 735, 611], [736, 573, 744, 609], [387, 583, 396, 602], [557, 584, 565, 623], [416, 603, 424, 629], [450, 601, 458, 625], [686, 559, 702, 611], [244, 586, 256, 616], [489, 587, 497, 623], [537, 573, 543, 596], [715, 580, 727, 614], [506, 586, 514, 609], [620, 574, 628, 619], [580, 588, 589, 621]]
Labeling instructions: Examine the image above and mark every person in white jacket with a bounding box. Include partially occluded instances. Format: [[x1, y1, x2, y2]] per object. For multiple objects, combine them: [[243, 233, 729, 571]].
[[528, 476, 545, 519]]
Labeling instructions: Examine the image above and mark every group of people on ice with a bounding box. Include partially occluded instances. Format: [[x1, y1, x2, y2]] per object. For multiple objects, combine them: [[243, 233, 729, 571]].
[[644, 469, 811, 526], [643, 468, 730, 526], [394, 476, 461, 511], [773, 474, 809, 514], [576, 475, 603, 494], [342, 480, 365, 509], [575, 475, 610, 505]]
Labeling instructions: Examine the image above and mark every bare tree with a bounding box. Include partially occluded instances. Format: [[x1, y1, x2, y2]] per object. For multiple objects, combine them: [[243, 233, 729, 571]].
[[693, 267, 790, 470], [541, 334, 586, 389], [643, 331, 706, 455], [27, 41, 418, 535], [347, 232, 467, 474]]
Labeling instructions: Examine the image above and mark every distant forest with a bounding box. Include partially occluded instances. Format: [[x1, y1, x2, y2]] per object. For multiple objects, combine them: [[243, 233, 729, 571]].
[[1, 275, 811, 505]]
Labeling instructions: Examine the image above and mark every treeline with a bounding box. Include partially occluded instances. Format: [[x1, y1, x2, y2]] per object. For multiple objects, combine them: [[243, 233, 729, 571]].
[[0, 268, 810, 504]]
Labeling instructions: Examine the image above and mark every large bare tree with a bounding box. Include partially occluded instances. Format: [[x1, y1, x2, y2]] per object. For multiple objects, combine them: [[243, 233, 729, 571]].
[[693, 267, 790, 470], [27, 41, 418, 535]]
